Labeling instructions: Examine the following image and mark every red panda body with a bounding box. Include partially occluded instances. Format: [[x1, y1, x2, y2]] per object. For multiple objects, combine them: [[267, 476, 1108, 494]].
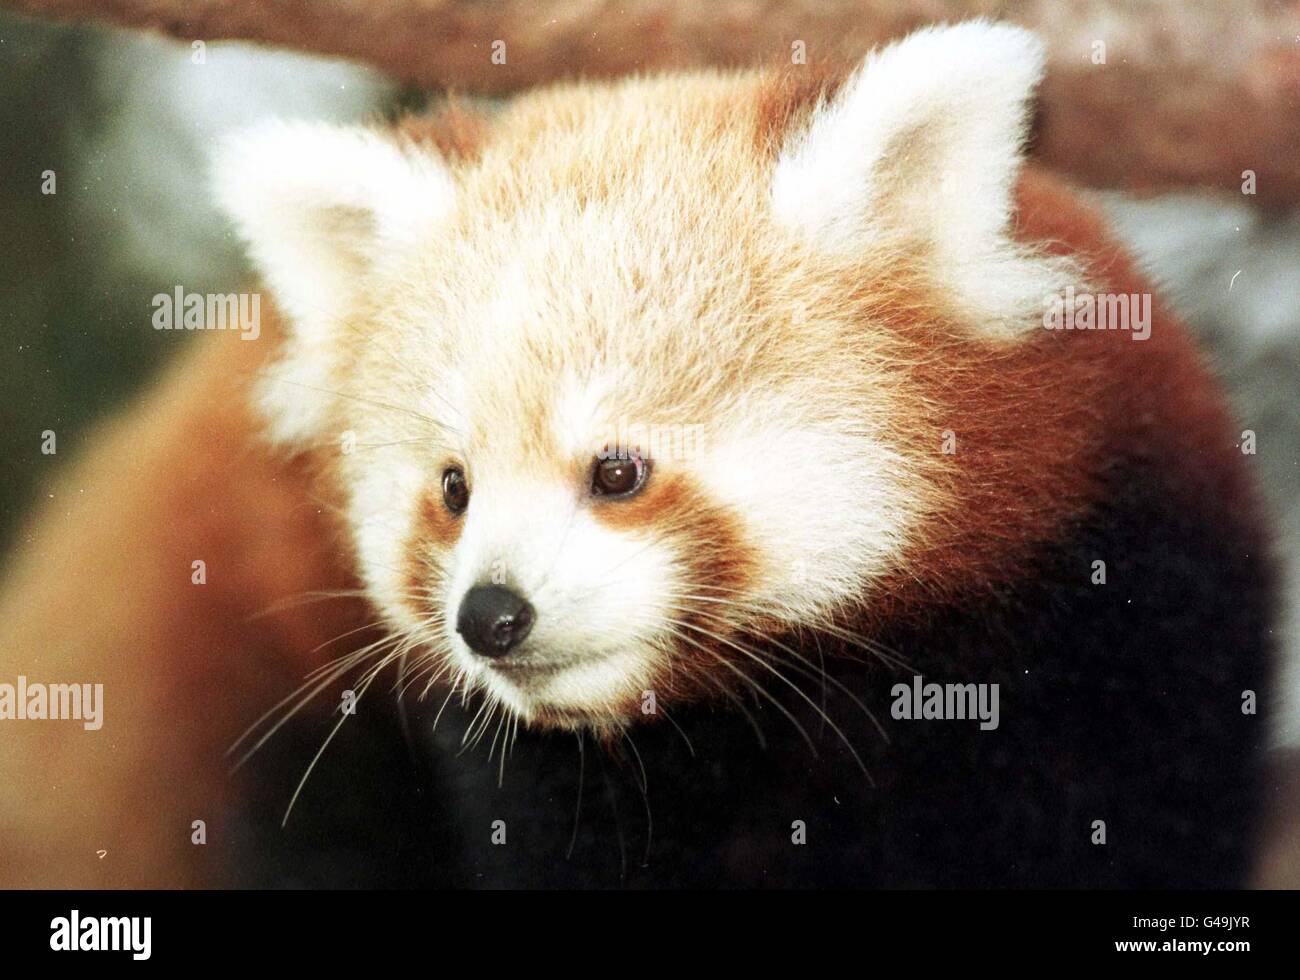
[[0, 23, 1276, 887]]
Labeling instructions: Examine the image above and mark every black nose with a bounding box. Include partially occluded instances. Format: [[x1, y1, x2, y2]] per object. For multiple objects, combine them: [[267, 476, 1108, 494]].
[[456, 584, 536, 658]]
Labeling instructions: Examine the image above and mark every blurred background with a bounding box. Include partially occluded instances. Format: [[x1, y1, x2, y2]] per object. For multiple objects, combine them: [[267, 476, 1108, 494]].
[[0, 7, 1296, 748]]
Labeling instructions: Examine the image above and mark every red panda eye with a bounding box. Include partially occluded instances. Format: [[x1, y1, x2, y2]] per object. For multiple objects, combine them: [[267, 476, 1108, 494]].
[[442, 467, 469, 514], [592, 454, 647, 497]]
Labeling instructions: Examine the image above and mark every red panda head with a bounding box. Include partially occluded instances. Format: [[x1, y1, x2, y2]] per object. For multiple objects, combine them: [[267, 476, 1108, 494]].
[[214, 22, 1082, 732]]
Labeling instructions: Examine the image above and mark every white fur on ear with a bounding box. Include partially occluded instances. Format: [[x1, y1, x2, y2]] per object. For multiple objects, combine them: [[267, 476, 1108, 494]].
[[771, 21, 1071, 338], [212, 121, 454, 443]]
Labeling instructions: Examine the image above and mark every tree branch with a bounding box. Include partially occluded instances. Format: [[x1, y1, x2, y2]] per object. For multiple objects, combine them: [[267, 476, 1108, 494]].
[[7, 0, 1299, 206]]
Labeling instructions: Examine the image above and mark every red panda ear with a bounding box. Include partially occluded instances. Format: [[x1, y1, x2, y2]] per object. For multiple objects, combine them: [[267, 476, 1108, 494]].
[[770, 21, 1075, 340], [211, 121, 454, 444]]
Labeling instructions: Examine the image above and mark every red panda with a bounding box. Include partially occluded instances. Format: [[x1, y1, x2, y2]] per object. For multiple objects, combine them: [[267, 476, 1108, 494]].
[[0, 22, 1274, 887]]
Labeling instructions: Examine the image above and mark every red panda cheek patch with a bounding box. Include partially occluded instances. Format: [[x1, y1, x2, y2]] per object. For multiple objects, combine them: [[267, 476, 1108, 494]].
[[399, 484, 463, 618], [590, 468, 759, 605]]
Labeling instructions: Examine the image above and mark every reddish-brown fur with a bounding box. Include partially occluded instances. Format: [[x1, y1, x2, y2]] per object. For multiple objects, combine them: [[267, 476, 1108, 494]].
[[753, 60, 846, 158], [0, 330, 370, 887], [870, 170, 1247, 621], [400, 99, 490, 164]]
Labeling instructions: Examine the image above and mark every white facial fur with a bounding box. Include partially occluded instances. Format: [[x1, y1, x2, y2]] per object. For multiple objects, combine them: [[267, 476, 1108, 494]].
[[214, 22, 1057, 729]]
